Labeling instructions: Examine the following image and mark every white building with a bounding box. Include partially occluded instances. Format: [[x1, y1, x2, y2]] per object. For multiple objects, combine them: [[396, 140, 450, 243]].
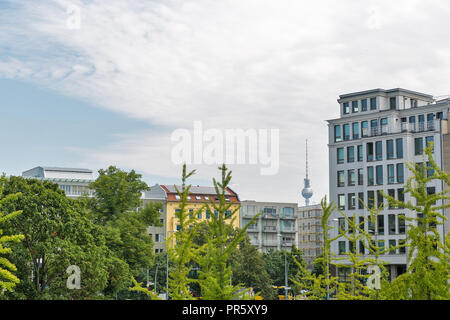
[[327, 88, 450, 280], [297, 204, 323, 269], [240, 200, 298, 252], [22, 166, 94, 198]]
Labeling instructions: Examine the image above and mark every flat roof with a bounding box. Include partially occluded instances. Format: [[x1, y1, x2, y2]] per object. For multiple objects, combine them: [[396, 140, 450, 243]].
[[338, 88, 434, 100]]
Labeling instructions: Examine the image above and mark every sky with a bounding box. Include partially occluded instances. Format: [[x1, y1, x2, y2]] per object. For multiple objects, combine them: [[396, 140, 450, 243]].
[[1, 0, 450, 205]]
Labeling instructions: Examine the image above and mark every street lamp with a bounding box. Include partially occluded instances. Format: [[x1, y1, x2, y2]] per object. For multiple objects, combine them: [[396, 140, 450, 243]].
[[278, 233, 288, 300], [166, 230, 176, 300], [326, 218, 339, 300]]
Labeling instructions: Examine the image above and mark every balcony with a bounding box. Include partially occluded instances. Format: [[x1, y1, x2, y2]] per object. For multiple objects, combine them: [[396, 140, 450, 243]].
[[263, 212, 278, 219], [280, 213, 296, 220], [263, 240, 279, 247], [361, 120, 440, 138], [247, 225, 259, 232], [280, 226, 296, 233], [263, 226, 277, 233]]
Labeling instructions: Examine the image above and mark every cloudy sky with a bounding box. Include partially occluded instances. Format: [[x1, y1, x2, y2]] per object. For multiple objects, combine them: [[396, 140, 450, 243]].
[[1, 0, 450, 204]]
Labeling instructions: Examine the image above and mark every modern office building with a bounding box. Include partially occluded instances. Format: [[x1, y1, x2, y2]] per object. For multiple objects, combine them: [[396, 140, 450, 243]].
[[240, 201, 298, 252], [22, 166, 94, 198], [144, 184, 241, 249], [327, 88, 450, 280], [297, 204, 324, 269]]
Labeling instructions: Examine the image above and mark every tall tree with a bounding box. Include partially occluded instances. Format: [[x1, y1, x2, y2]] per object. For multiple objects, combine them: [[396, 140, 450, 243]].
[[1, 176, 118, 299], [380, 144, 450, 300], [0, 175, 24, 293], [88, 166, 150, 221], [196, 164, 258, 300]]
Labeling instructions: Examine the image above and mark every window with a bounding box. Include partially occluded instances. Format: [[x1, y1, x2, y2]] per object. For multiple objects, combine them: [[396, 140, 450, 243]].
[[175, 195, 181, 200], [418, 115, 425, 131], [343, 102, 350, 114], [206, 210, 211, 219], [359, 216, 365, 232], [334, 125, 342, 142], [387, 164, 395, 184], [359, 240, 365, 255], [225, 210, 232, 219], [348, 170, 355, 186], [378, 241, 385, 254], [398, 214, 406, 234], [368, 191, 375, 209], [398, 188, 405, 203], [388, 214, 396, 235], [361, 99, 368, 112], [367, 142, 374, 161], [349, 241, 355, 253], [358, 169, 364, 186], [337, 218, 345, 235], [198, 211, 202, 219], [357, 145, 363, 162], [343, 124, 351, 141], [396, 138, 403, 158], [371, 119, 378, 135], [196, 196, 201, 200], [388, 189, 395, 209], [414, 138, 423, 156], [426, 161, 435, 178], [390, 97, 397, 110], [399, 239, 406, 254], [362, 121, 369, 137], [337, 171, 345, 187], [347, 146, 355, 163], [358, 192, 364, 209], [348, 193, 356, 210], [377, 190, 383, 208], [375, 141, 383, 160], [337, 148, 344, 164], [352, 123, 359, 140], [381, 118, 388, 133], [427, 187, 436, 205], [367, 167, 374, 186], [389, 240, 397, 255], [397, 163, 404, 183], [339, 241, 346, 255], [376, 165, 383, 185], [338, 194, 345, 210], [377, 215, 385, 235], [387, 140, 394, 159], [352, 101, 359, 113], [426, 136, 434, 152], [370, 97, 377, 110]]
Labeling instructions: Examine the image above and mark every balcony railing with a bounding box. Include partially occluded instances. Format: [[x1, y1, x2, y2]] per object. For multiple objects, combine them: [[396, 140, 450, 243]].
[[361, 120, 440, 138], [263, 226, 277, 232]]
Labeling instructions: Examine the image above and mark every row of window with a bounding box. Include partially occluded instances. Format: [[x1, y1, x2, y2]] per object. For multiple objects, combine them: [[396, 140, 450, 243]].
[[337, 139, 404, 164], [337, 213, 406, 236], [338, 239, 406, 255], [337, 186, 435, 211], [342, 97, 378, 115], [337, 188, 405, 211], [337, 163, 405, 188], [334, 112, 442, 142], [175, 208, 232, 220], [175, 195, 230, 201]]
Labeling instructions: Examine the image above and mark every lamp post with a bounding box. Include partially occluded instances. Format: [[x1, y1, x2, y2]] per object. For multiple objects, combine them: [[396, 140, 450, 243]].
[[326, 218, 339, 300], [166, 230, 176, 300], [278, 233, 288, 300]]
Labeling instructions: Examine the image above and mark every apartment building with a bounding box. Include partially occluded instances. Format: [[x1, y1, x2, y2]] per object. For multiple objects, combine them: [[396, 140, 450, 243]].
[[297, 204, 324, 269], [327, 88, 450, 281], [240, 200, 298, 253], [144, 184, 241, 250], [22, 166, 94, 198]]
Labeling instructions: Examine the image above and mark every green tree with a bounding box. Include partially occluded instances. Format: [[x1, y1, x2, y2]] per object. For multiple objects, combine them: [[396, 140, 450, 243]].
[[229, 235, 276, 300], [380, 144, 450, 300], [167, 164, 200, 300], [196, 164, 257, 300], [88, 166, 150, 222], [0, 175, 24, 293], [1, 176, 116, 299]]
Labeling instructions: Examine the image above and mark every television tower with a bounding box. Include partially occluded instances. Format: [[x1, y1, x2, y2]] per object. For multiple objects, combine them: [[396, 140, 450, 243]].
[[301, 139, 313, 206]]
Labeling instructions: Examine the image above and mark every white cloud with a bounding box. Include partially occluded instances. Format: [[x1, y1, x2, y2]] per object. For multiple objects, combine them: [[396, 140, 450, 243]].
[[1, 0, 450, 204]]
